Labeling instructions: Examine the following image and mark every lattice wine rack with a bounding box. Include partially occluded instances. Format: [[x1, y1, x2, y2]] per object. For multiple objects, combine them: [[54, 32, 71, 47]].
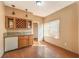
[[16, 18, 26, 28]]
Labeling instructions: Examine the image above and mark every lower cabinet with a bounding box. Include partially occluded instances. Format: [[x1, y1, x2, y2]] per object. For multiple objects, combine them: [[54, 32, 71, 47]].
[[28, 35, 33, 45], [18, 36, 29, 48], [5, 37, 18, 51], [5, 35, 33, 51]]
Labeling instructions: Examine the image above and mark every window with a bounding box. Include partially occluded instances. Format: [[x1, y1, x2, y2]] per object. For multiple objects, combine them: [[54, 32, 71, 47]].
[[44, 20, 60, 39]]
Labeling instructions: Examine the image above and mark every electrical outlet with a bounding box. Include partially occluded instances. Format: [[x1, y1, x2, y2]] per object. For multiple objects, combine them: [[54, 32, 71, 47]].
[[64, 42, 67, 46]]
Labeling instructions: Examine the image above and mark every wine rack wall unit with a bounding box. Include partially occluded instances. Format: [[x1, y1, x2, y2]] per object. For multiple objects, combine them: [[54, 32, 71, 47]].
[[5, 16, 32, 30], [15, 18, 26, 29]]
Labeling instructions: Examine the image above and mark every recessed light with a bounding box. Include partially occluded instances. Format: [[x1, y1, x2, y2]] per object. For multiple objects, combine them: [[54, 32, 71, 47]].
[[36, 1, 43, 6]]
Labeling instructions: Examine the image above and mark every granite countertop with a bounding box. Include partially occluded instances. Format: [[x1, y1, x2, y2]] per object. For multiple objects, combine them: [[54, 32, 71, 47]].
[[4, 32, 33, 37]]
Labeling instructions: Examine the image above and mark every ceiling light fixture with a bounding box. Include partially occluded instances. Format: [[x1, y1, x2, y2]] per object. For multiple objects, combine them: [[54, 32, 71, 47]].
[[25, 9, 28, 17], [11, 5, 15, 15], [36, 1, 43, 6]]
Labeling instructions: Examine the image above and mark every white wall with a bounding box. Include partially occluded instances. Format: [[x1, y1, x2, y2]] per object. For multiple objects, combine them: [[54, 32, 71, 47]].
[[0, 2, 6, 57], [77, 2, 79, 54], [38, 24, 43, 41], [44, 3, 78, 54]]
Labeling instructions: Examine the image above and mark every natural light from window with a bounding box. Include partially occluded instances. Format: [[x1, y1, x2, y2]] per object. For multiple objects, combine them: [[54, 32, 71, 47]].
[[44, 20, 60, 39]]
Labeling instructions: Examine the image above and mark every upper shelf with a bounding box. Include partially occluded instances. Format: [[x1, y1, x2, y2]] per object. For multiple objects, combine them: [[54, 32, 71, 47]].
[[5, 16, 32, 30]]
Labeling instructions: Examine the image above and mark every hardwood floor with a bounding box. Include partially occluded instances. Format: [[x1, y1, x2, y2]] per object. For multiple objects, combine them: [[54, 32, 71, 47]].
[[2, 41, 79, 58]]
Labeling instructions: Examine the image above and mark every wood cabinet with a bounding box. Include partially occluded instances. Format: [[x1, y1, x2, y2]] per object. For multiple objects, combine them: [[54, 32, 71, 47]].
[[27, 21, 32, 29], [28, 35, 33, 45], [18, 36, 28, 48], [18, 35, 33, 48], [5, 16, 32, 29], [5, 16, 14, 29]]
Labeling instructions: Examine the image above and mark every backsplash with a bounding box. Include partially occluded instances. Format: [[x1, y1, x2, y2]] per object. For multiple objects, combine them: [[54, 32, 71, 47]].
[[4, 28, 33, 37], [7, 29, 32, 33]]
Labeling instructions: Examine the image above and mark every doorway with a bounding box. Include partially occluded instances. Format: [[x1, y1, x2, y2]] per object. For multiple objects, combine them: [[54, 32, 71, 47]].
[[33, 23, 38, 42]]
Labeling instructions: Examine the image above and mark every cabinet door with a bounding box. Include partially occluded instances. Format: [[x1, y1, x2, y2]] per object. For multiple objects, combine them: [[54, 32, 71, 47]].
[[5, 16, 14, 29], [18, 36, 28, 48], [28, 35, 33, 46], [27, 21, 32, 29]]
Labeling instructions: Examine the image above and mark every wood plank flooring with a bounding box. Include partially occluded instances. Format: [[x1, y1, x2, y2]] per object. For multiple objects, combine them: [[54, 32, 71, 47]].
[[2, 41, 79, 58]]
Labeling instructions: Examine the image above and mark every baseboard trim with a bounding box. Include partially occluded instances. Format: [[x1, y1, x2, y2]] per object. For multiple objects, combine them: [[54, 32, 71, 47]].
[[43, 40, 79, 56]]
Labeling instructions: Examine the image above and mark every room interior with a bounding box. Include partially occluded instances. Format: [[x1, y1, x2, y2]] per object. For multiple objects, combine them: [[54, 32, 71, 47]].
[[0, 1, 79, 58]]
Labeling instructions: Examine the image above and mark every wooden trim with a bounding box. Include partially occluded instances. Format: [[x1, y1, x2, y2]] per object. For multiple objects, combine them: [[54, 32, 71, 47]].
[[5, 16, 7, 29], [14, 17, 16, 30]]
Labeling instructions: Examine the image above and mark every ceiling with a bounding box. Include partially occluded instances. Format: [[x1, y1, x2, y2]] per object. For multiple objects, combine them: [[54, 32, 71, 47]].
[[4, 1, 75, 17]]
